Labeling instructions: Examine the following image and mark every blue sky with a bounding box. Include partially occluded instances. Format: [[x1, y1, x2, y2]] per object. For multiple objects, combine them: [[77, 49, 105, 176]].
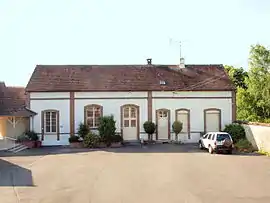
[[1, 0, 270, 86]]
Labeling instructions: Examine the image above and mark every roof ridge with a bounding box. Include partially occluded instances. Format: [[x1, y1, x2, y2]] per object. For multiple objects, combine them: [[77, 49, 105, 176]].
[[36, 64, 224, 67], [7, 86, 25, 88]]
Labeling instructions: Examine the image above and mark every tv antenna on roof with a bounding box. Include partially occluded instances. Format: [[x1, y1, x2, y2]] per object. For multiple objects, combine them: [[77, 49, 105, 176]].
[[169, 38, 182, 59]]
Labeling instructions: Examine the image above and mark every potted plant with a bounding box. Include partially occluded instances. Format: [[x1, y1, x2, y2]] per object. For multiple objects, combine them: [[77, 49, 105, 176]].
[[143, 121, 156, 142], [172, 121, 183, 144], [25, 130, 41, 148], [17, 132, 35, 148], [69, 135, 82, 148], [111, 133, 123, 148]]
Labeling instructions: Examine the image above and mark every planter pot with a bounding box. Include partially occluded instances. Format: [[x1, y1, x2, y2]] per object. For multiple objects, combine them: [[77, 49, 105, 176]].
[[70, 142, 83, 148], [22, 141, 36, 149], [111, 142, 122, 148], [35, 141, 42, 148]]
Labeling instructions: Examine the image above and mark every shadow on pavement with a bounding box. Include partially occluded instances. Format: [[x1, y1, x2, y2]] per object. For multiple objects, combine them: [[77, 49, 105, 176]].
[[0, 144, 263, 157], [0, 159, 34, 187]]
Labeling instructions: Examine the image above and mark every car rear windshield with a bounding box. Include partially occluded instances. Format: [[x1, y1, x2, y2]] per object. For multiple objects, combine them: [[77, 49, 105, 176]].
[[217, 133, 231, 141]]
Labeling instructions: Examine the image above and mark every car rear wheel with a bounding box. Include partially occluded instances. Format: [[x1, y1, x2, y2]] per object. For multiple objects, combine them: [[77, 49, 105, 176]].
[[208, 146, 214, 154], [227, 150, 232, 154]]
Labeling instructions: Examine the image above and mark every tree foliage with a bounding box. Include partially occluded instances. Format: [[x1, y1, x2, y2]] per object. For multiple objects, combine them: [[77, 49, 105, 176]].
[[224, 65, 248, 89], [225, 44, 270, 123], [247, 44, 270, 120]]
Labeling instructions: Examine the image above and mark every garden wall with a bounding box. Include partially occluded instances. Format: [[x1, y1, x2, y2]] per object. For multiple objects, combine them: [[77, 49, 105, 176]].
[[242, 123, 270, 152]]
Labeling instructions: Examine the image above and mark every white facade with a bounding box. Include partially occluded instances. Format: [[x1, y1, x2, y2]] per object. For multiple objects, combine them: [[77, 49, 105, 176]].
[[29, 91, 233, 145], [30, 98, 70, 146]]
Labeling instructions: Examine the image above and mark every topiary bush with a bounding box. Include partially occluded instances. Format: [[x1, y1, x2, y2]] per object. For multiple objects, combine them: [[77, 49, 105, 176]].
[[98, 115, 117, 146], [172, 121, 183, 141], [223, 123, 245, 143], [83, 132, 100, 148], [77, 122, 89, 139], [143, 121, 156, 141]]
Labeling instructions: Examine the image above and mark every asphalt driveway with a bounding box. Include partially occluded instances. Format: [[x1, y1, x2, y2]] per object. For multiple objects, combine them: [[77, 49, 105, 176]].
[[1, 144, 270, 203]]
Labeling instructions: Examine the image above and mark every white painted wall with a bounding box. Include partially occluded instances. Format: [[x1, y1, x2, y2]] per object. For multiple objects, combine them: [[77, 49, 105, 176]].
[[243, 124, 270, 152], [152, 98, 232, 142], [75, 99, 148, 136], [30, 92, 70, 99], [152, 91, 232, 97], [75, 91, 147, 98], [30, 100, 70, 145], [29, 90, 233, 145]]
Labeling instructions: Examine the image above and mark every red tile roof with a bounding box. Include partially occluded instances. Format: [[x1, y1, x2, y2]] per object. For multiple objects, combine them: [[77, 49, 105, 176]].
[[0, 82, 36, 116], [25, 64, 235, 92]]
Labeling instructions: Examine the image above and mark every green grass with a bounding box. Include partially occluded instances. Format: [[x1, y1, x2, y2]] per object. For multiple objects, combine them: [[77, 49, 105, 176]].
[[234, 138, 254, 153]]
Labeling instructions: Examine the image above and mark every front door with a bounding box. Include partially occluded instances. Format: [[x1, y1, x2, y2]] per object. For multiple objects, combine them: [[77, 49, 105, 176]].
[[157, 109, 170, 140], [122, 105, 138, 140]]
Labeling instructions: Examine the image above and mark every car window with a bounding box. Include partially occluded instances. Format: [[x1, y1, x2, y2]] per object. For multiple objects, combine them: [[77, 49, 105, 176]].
[[208, 134, 212, 139], [217, 133, 231, 141], [212, 134, 215, 140], [203, 134, 208, 139]]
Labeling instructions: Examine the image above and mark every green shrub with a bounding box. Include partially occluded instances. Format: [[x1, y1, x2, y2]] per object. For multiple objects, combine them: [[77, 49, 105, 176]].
[[17, 134, 31, 142], [77, 122, 89, 139], [143, 121, 156, 140], [83, 132, 100, 148], [69, 135, 80, 143], [235, 138, 254, 152], [98, 115, 116, 146], [111, 133, 123, 143], [233, 120, 248, 124], [172, 121, 183, 141], [25, 130, 39, 141], [223, 123, 245, 143]]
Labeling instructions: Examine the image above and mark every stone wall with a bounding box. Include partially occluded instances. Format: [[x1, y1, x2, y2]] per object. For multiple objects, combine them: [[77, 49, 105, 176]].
[[243, 124, 270, 152]]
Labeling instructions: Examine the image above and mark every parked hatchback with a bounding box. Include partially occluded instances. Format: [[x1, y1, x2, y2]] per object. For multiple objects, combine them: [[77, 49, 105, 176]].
[[199, 132, 234, 154]]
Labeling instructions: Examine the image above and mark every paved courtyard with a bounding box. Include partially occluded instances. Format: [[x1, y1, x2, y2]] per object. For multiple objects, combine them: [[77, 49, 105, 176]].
[[1, 144, 270, 203]]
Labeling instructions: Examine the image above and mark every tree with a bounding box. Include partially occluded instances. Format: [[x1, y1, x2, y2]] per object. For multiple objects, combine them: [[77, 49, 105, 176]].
[[234, 44, 270, 122], [246, 44, 270, 121], [224, 65, 248, 89]]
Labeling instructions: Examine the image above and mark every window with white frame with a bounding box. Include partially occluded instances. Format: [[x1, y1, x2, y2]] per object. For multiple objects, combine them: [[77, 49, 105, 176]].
[[85, 105, 102, 128], [176, 109, 190, 133], [44, 111, 58, 133]]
